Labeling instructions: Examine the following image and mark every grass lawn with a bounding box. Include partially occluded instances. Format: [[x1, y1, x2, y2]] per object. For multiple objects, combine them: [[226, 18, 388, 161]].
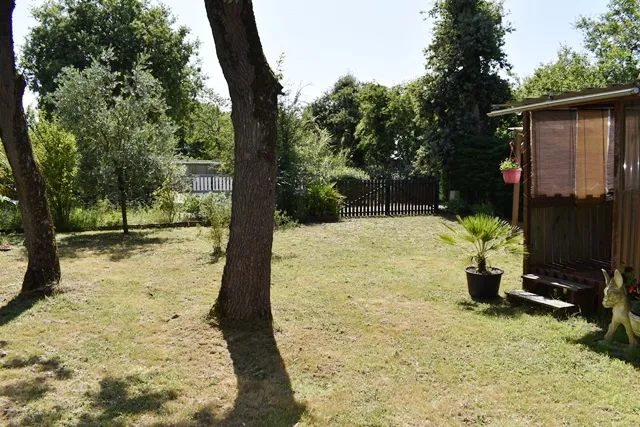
[[1, 216, 640, 426]]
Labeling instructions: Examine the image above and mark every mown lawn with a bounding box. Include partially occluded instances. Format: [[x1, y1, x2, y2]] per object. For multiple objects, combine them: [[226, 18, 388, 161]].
[[1, 216, 639, 426]]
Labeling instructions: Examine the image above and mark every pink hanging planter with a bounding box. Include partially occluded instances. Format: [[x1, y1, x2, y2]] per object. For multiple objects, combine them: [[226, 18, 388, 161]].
[[502, 169, 522, 184]]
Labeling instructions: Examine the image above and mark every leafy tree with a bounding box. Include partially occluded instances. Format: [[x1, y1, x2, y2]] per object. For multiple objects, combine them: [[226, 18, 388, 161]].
[[355, 83, 418, 178], [52, 59, 178, 234], [516, 47, 606, 99], [205, 0, 283, 325], [0, 0, 60, 295], [577, 0, 640, 84], [30, 116, 79, 228], [21, 0, 203, 130], [308, 74, 363, 166], [417, 0, 513, 183], [183, 90, 234, 171]]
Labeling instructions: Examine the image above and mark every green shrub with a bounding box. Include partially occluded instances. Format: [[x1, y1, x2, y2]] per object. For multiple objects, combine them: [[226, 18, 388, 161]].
[[329, 166, 370, 182], [30, 116, 79, 228], [0, 199, 22, 231], [444, 199, 471, 216], [274, 209, 298, 230], [0, 150, 16, 201], [182, 194, 203, 220], [471, 201, 495, 216], [302, 183, 343, 223]]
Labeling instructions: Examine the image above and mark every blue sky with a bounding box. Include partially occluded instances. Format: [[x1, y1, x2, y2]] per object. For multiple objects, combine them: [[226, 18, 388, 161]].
[[12, 0, 609, 104]]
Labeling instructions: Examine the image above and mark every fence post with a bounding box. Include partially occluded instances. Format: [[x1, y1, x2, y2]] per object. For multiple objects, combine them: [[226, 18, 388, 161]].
[[385, 179, 391, 216]]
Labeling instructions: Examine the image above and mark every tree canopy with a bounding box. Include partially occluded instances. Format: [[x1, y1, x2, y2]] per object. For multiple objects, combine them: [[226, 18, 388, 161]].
[[53, 58, 178, 233], [577, 0, 640, 84], [22, 0, 203, 130]]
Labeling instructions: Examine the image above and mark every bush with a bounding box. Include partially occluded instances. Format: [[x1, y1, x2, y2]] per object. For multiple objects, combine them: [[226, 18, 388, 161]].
[[274, 209, 298, 230], [471, 201, 495, 216], [0, 150, 16, 201], [0, 199, 21, 231], [30, 116, 79, 228], [444, 199, 471, 216], [302, 183, 343, 223], [152, 165, 188, 223], [329, 166, 370, 182]]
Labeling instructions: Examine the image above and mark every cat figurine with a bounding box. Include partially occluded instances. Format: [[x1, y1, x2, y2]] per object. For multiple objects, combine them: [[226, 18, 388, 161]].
[[602, 269, 637, 348]]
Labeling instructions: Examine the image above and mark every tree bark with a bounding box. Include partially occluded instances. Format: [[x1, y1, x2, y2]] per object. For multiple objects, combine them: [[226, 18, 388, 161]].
[[204, 0, 282, 325], [0, 0, 60, 295], [117, 169, 129, 234]]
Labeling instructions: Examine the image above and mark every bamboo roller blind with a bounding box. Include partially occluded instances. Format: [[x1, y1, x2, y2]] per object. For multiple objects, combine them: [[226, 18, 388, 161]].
[[532, 109, 614, 198]]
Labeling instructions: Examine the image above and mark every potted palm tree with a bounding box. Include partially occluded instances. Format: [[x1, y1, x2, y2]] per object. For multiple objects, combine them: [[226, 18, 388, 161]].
[[440, 214, 526, 299]]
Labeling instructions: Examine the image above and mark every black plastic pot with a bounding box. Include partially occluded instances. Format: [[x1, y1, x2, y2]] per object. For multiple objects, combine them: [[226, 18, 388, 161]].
[[465, 267, 504, 299]]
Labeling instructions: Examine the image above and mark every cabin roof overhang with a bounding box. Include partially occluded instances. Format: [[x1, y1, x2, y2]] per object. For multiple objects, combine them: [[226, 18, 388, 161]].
[[487, 83, 640, 117]]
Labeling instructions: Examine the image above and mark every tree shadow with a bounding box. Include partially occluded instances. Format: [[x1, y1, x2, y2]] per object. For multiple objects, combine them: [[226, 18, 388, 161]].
[[77, 375, 178, 426], [2, 354, 74, 379], [192, 324, 305, 427], [57, 231, 168, 261], [0, 294, 42, 327], [0, 378, 51, 404]]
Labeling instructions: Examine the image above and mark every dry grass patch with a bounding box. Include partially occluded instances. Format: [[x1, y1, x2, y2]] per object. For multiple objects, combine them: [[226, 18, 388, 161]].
[[0, 217, 639, 426]]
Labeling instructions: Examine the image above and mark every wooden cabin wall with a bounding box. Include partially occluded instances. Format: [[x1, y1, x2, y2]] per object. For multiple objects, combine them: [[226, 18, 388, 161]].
[[529, 202, 612, 266]]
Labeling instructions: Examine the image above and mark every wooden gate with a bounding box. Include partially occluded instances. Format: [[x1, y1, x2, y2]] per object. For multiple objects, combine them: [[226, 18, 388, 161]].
[[336, 178, 439, 218]]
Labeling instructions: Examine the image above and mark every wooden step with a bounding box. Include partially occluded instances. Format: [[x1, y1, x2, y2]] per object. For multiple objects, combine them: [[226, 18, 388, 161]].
[[506, 290, 577, 316], [522, 274, 593, 292]]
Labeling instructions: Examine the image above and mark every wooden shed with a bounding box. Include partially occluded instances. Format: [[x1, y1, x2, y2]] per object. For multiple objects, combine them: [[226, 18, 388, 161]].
[[488, 84, 640, 314]]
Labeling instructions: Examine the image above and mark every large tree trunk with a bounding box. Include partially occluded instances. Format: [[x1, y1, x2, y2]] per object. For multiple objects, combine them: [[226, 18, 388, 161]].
[[205, 0, 282, 325], [0, 0, 61, 295]]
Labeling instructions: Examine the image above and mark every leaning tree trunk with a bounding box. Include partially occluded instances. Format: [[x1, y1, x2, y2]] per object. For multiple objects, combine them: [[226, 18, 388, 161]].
[[205, 0, 282, 324], [0, 0, 60, 295]]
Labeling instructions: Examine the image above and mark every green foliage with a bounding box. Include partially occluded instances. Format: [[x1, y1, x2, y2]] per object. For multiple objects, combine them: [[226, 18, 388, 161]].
[[21, 0, 202, 129], [183, 90, 234, 170], [0, 198, 21, 231], [302, 183, 344, 223], [418, 0, 513, 178], [471, 201, 495, 216], [274, 209, 299, 230], [198, 193, 232, 259], [0, 148, 16, 200], [516, 47, 606, 99], [329, 166, 370, 182], [30, 116, 79, 228], [277, 86, 362, 221], [499, 158, 519, 171], [152, 165, 189, 224], [576, 0, 640, 84], [53, 58, 178, 231], [444, 199, 471, 216], [440, 213, 525, 273], [449, 135, 513, 218], [355, 83, 418, 178], [308, 74, 363, 165]]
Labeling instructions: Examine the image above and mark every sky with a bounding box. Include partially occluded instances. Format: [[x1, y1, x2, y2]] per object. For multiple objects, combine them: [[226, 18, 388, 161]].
[[12, 0, 610, 106]]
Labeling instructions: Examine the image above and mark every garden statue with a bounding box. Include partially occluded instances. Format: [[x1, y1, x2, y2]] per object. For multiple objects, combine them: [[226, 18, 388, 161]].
[[602, 269, 637, 348]]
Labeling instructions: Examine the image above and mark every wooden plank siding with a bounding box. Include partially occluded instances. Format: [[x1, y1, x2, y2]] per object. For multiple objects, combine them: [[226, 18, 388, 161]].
[[528, 202, 613, 266]]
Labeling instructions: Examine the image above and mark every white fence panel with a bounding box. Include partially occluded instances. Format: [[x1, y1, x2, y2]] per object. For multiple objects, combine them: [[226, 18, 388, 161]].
[[192, 175, 233, 193]]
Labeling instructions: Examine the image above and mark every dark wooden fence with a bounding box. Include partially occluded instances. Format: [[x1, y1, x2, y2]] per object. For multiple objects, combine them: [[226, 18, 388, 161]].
[[336, 178, 439, 218]]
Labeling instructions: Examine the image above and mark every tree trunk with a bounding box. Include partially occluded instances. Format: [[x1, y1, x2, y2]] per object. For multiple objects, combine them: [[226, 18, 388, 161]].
[[204, 0, 282, 325], [0, 0, 60, 295], [117, 169, 129, 234]]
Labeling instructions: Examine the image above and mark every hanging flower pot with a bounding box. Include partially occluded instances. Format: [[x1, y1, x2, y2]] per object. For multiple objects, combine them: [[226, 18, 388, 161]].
[[502, 168, 522, 184], [499, 141, 521, 184]]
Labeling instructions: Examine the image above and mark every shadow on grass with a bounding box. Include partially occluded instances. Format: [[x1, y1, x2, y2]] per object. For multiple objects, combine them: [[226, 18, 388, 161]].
[[77, 375, 178, 426], [570, 315, 640, 368], [2, 354, 73, 379], [0, 378, 51, 404], [457, 296, 527, 319], [57, 231, 168, 261], [0, 294, 41, 327], [193, 325, 305, 427]]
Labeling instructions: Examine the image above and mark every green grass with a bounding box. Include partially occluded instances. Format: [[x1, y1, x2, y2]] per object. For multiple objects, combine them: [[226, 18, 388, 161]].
[[1, 216, 640, 426]]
